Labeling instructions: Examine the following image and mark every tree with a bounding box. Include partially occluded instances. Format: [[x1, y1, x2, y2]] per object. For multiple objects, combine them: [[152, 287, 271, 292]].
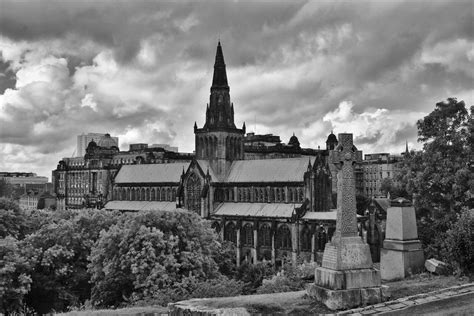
[[0, 179, 13, 198], [0, 198, 28, 239], [23, 209, 118, 314], [404, 98, 473, 257], [0, 237, 37, 315], [88, 210, 223, 307]]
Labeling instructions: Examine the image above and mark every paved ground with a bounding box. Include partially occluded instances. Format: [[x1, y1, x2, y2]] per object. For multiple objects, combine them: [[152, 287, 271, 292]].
[[339, 283, 474, 316]]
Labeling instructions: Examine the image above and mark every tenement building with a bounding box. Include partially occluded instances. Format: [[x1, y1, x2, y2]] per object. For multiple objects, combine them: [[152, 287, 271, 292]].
[[362, 152, 405, 197], [101, 42, 365, 266]]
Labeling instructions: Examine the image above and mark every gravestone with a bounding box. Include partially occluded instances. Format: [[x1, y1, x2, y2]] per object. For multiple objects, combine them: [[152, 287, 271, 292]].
[[308, 133, 385, 310], [380, 198, 424, 280]]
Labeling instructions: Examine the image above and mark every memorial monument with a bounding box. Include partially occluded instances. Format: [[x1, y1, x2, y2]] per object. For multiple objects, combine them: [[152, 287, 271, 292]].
[[308, 133, 385, 310], [381, 198, 424, 280]]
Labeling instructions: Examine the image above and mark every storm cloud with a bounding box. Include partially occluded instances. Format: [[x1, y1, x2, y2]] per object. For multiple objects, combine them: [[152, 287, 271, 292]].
[[0, 0, 472, 178]]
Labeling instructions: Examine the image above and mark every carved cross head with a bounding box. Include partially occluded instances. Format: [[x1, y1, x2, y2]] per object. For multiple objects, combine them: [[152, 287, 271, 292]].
[[329, 133, 361, 169]]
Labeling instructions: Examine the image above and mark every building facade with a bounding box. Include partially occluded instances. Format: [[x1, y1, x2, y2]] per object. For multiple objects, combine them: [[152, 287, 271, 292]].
[[104, 42, 366, 266], [76, 133, 119, 157], [362, 153, 404, 197]]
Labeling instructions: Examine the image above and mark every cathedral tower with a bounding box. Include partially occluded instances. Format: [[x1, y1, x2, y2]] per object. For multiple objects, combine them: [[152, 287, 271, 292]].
[[195, 42, 245, 181]]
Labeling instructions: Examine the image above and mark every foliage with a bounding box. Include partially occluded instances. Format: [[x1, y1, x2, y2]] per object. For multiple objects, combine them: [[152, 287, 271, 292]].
[[0, 198, 29, 239], [23, 209, 119, 314], [356, 194, 370, 215], [236, 262, 275, 294], [256, 260, 316, 294], [211, 240, 237, 277], [442, 210, 474, 276], [399, 98, 473, 258], [134, 275, 245, 306], [88, 210, 222, 308], [0, 237, 37, 315]]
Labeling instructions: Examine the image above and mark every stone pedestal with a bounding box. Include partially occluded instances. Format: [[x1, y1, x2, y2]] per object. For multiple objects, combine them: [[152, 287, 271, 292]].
[[380, 199, 424, 281], [308, 237, 384, 310]]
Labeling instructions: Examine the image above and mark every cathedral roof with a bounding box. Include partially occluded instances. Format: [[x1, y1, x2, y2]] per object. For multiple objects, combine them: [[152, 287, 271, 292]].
[[104, 201, 181, 212], [225, 157, 316, 183], [288, 133, 300, 147], [114, 162, 190, 183], [214, 202, 296, 218]]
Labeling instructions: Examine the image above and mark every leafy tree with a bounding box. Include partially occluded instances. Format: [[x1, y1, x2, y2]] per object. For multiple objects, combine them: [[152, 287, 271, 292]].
[[236, 262, 275, 294], [0, 198, 28, 239], [23, 209, 118, 314], [403, 98, 473, 258], [0, 237, 37, 315], [356, 194, 370, 215], [88, 210, 222, 307]]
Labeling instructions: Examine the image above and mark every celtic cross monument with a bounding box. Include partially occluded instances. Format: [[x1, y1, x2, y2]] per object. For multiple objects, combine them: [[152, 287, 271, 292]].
[[308, 133, 386, 310]]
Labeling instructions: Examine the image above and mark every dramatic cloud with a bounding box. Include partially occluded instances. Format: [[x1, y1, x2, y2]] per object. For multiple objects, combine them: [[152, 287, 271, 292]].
[[0, 0, 472, 178]]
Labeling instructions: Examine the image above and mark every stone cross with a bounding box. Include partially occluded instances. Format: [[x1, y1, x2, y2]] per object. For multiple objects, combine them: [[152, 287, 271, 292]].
[[329, 133, 362, 242]]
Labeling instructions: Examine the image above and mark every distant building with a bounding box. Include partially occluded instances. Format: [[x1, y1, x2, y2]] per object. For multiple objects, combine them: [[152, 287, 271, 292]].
[[76, 133, 119, 157], [0, 172, 52, 198], [151, 144, 179, 152], [362, 153, 404, 197], [52, 133, 192, 210], [19, 191, 56, 211]]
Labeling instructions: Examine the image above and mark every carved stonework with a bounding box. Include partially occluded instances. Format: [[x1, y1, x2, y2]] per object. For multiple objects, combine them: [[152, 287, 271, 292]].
[[329, 133, 361, 242]]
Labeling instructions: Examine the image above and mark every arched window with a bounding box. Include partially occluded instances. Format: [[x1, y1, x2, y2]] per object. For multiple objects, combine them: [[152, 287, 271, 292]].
[[172, 188, 177, 201], [289, 188, 294, 202], [131, 188, 136, 200], [161, 188, 166, 201], [301, 225, 312, 251], [150, 188, 155, 201], [167, 187, 171, 201], [282, 188, 286, 202], [276, 225, 292, 250], [241, 223, 254, 246], [238, 188, 242, 201], [263, 188, 267, 202], [145, 188, 150, 201], [276, 188, 281, 202], [258, 224, 272, 247], [229, 188, 234, 201], [141, 188, 146, 201], [224, 222, 237, 243], [186, 173, 201, 214]]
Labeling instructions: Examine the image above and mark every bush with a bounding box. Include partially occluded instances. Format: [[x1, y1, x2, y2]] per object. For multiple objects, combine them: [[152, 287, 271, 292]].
[[236, 262, 275, 294], [442, 209, 474, 276], [88, 210, 223, 307]]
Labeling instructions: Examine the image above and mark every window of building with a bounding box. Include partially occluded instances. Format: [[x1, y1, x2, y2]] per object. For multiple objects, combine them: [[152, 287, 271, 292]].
[[224, 222, 237, 243], [186, 173, 202, 215], [276, 225, 292, 250], [241, 223, 254, 246], [258, 224, 272, 247], [301, 225, 312, 251]]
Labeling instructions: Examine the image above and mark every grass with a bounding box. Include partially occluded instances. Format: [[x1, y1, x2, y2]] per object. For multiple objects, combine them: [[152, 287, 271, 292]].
[[384, 273, 471, 300]]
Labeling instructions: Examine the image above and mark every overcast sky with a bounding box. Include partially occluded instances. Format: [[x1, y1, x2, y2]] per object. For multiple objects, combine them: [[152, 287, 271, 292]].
[[0, 0, 472, 179]]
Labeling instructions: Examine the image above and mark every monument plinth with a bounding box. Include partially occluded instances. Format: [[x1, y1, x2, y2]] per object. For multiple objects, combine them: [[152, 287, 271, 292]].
[[308, 134, 385, 310], [380, 198, 424, 280]]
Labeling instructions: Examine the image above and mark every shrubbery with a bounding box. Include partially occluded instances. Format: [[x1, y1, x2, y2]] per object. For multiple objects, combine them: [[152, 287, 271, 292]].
[[442, 209, 474, 276]]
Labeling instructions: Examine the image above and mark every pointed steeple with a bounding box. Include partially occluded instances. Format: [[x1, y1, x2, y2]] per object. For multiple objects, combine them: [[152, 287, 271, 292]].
[[211, 41, 229, 90]]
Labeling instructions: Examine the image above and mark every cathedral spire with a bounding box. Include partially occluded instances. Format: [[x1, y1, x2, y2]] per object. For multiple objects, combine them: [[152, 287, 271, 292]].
[[211, 41, 228, 90]]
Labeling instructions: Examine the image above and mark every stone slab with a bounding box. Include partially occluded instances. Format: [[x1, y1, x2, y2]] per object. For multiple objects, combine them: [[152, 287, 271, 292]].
[[425, 258, 448, 275], [315, 267, 346, 290], [307, 285, 362, 310], [360, 287, 383, 306]]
